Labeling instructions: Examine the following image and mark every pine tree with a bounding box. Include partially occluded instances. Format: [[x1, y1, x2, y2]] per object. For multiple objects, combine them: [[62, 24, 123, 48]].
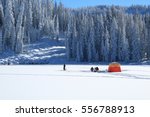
[[110, 17, 118, 61], [131, 19, 141, 61], [98, 14, 105, 61], [66, 14, 73, 60], [55, 15, 59, 41], [121, 15, 129, 62], [101, 26, 110, 62], [0, 0, 4, 53], [25, 0, 33, 44], [0, 0, 4, 27], [3, 0, 15, 50], [15, 0, 25, 53], [88, 17, 95, 62], [145, 14, 150, 59]]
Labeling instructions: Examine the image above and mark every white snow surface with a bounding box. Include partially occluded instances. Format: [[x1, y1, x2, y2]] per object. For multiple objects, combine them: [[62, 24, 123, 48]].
[[0, 65, 150, 100], [0, 38, 66, 64]]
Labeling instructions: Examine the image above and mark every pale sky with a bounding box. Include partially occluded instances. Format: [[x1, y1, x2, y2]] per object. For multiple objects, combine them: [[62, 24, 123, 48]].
[[55, 0, 150, 8]]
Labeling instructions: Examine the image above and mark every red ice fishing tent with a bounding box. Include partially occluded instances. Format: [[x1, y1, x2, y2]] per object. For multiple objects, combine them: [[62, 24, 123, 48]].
[[108, 62, 121, 72]]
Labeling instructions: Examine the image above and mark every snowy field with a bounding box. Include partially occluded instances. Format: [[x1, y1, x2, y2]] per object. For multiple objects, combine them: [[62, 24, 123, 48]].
[[0, 65, 150, 100]]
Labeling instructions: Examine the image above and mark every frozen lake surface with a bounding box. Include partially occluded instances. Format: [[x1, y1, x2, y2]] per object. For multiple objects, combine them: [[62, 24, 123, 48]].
[[0, 65, 150, 100]]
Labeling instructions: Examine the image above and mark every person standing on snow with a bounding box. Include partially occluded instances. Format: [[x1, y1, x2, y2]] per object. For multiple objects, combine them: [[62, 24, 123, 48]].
[[63, 64, 66, 71], [90, 67, 94, 72]]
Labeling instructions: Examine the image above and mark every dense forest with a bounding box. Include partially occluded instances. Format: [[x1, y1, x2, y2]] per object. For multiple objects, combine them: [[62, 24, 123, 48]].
[[67, 6, 150, 62], [0, 0, 150, 62], [0, 0, 68, 53]]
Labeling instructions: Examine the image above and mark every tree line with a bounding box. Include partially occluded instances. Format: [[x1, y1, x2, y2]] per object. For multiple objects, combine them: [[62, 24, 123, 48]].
[[67, 6, 150, 62], [0, 0, 150, 62]]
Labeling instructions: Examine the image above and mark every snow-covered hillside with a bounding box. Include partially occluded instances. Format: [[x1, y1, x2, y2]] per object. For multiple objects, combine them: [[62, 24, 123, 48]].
[[0, 65, 150, 100], [0, 38, 66, 64]]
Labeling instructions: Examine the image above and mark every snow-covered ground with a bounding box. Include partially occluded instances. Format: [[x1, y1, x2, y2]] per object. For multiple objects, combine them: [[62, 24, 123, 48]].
[[0, 38, 66, 64], [0, 65, 150, 100]]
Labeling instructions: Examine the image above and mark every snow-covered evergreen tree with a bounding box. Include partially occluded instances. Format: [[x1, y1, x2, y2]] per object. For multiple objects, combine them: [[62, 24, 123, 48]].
[[55, 15, 59, 41], [88, 17, 96, 62], [15, 0, 25, 53], [0, 0, 3, 27], [118, 14, 129, 61], [3, 0, 15, 50], [145, 14, 150, 60], [110, 17, 118, 61], [0, 0, 3, 53], [131, 17, 141, 61], [101, 26, 110, 62], [24, 0, 33, 44], [66, 14, 73, 60]]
